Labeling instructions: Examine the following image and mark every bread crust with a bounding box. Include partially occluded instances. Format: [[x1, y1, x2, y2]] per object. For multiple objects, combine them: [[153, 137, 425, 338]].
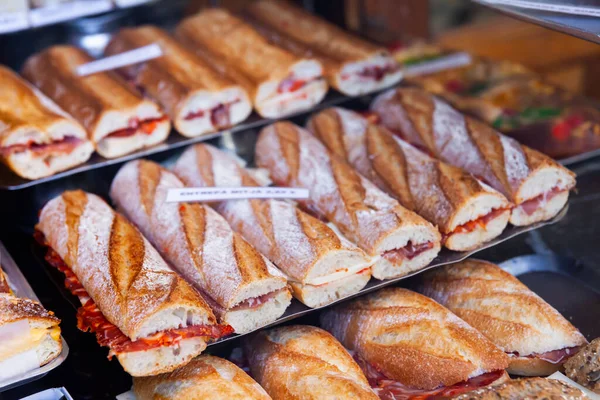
[[0, 293, 60, 328], [451, 377, 588, 399], [320, 287, 509, 391], [243, 325, 379, 399]]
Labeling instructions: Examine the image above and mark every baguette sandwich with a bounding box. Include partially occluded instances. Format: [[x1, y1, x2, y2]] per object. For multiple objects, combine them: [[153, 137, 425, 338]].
[[307, 107, 512, 251], [242, 325, 379, 399], [110, 160, 291, 334], [133, 355, 272, 399], [176, 8, 327, 119], [418, 259, 588, 376], [255, 121, 441, 280], [173, 143, 373, 308], [105, 26, 252, 138], [244, 0, 402, 96], [0, 66, 93, 180], [22, 45, 170, 159], [36, 190, 232, 376], [320, 287, 510, 398], [371, 87, 576, 226], [451, 377, 588, 400]]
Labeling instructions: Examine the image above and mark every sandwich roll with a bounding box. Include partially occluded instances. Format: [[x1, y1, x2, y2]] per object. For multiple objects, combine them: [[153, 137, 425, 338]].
[[105, 26, 252, 138], [0, 66, 93, 180], [173, 144, 373, 308], [36, 190, 230, 376], [565, 338, 600, 394], [22, 45, 170, 159], [245, 0, 402, 96], [176, 9, 327, 119], [307, 107, 512, 251], [243, 325, 379, 399], [371, 88, 576, 226], [451, 377, 589, 400], [255, 121, 441, 280], [110, 160, 291, 334], [320, 287, 510, 398], [418, 259, 588, 376], [133, 355, 272, 400]]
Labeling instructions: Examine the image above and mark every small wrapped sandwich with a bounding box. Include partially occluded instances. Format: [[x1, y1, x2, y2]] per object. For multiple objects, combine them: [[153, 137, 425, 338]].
[[244, 0, 402, 96], [372, 88, 576, 226], [418, 260, 588, 376], [22, 45, 170, 159], [173, 144, 373, 308], [105, 26, 252, 138], [0, 293, 62, 380], [133, 355, 272, 400], [0, 66, 93, 180], [307, 107, 512, 251], [255, 121, 441, 280], [176, 8, 327, 119], [243, 325, 379, 399], [321, 288, 510, 399], [110, 160, 292, 334], [36, 190, 232, 376]]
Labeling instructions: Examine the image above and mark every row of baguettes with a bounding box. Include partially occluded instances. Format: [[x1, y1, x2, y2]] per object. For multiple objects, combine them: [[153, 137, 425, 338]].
[[1, 1, 402, 180], [131, 260, 592, 399]]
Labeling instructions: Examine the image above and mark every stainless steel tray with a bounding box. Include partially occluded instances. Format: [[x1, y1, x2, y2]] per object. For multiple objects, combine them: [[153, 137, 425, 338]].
[[560, 147, 600, 166], [0, 241, 69, 393]]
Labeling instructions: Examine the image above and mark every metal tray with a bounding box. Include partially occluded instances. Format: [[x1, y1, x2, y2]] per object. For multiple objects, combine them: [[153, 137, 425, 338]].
[[560, 147, 600, 166], [0, 241, 69, 393]]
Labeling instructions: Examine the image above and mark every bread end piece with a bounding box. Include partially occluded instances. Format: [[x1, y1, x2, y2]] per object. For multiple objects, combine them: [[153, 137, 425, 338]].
[[290, 268, 371, 308], [221, 289, 292, 334]]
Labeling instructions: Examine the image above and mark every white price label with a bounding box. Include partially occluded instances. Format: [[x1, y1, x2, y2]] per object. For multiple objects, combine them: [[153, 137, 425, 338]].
[[403, 52, 472, 77], [166, 187, 310, 203], [479, 0, 600, 17], [29, 0, 113, 27], [76, 43, 162, 76]]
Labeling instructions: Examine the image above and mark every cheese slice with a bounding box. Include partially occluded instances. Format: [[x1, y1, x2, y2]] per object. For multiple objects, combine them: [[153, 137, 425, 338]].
[[304, 260, 373, 286]]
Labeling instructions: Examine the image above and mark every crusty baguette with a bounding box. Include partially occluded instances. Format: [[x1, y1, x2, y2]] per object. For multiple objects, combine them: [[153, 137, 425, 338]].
[[133, 355, 272, 400], [0, 66, 93, 180], [245, 0, 402, 96], [243, 325, 379, 399], [105, 26, 252, 138], [307, 107, 512, 251], [255, 121, 441, 280], [173, 144, 373, 308], [451, 377, 588, 399], [320, 287, 509, 390], [176, 8, 327, 119], [418, 259, 588, 376], [371, 88, 576, 226], [110, 160, 291, 334], [22, 45, 170, 159]]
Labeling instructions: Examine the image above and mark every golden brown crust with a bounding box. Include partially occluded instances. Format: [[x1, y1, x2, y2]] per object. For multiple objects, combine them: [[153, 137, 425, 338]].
[[0, 267, 10, 294], [320, 288, 509, 391], [0, 293, 60, 327], [243, 325, 379, 399], [451, 377, 588, 399]]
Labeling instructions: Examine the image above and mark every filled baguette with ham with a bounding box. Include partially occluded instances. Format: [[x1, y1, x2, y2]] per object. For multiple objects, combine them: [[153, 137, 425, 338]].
[[417, 259, 588, 376], [371, 88, 576, 226], [175, 8, 327, 119], [35, 190, 231, 376], [0, 66, 93, 180], [320, 287, 510, 399], [133, 355, 272, 400], [173, 144, 373, 308], [244, 0, 402, 96], [105, 26, 252, 138], [307, 107, 512, 251], [22, 45, 170, 159], [110, 160, 291, 334], [255, 121, 441, 280], [242, 325, 379, 399]]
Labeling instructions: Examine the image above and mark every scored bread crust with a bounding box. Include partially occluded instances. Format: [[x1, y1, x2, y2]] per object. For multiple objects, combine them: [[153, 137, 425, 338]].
[[371, 88, 576, 225], [451, 377, 588, 400], [307, 107, 511, 249], [37, 190, 215, 341], [418, 259, 588, 374], [320, 287, 509, 391], [133, 355, 272, 399], [255, 121, 441, 279], [173, 144, 373, 287], [243, 325, 379, 399], [110, 160, 290, 331]]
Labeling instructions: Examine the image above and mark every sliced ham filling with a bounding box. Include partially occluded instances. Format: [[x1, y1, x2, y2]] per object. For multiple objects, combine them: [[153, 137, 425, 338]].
[[342, 63, 400, 82], [354, 353, 506, 399], [199, 286, 287, 317], [34, 231, 233, 357], [183, 99, 241, 128], [105, 116, 168, 139], [382, 241, 434, 264], [445, 207, 510, 239], [508, 346, 583, 364], [517, 187, 566, 216], [0, 136, 82, 157]]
